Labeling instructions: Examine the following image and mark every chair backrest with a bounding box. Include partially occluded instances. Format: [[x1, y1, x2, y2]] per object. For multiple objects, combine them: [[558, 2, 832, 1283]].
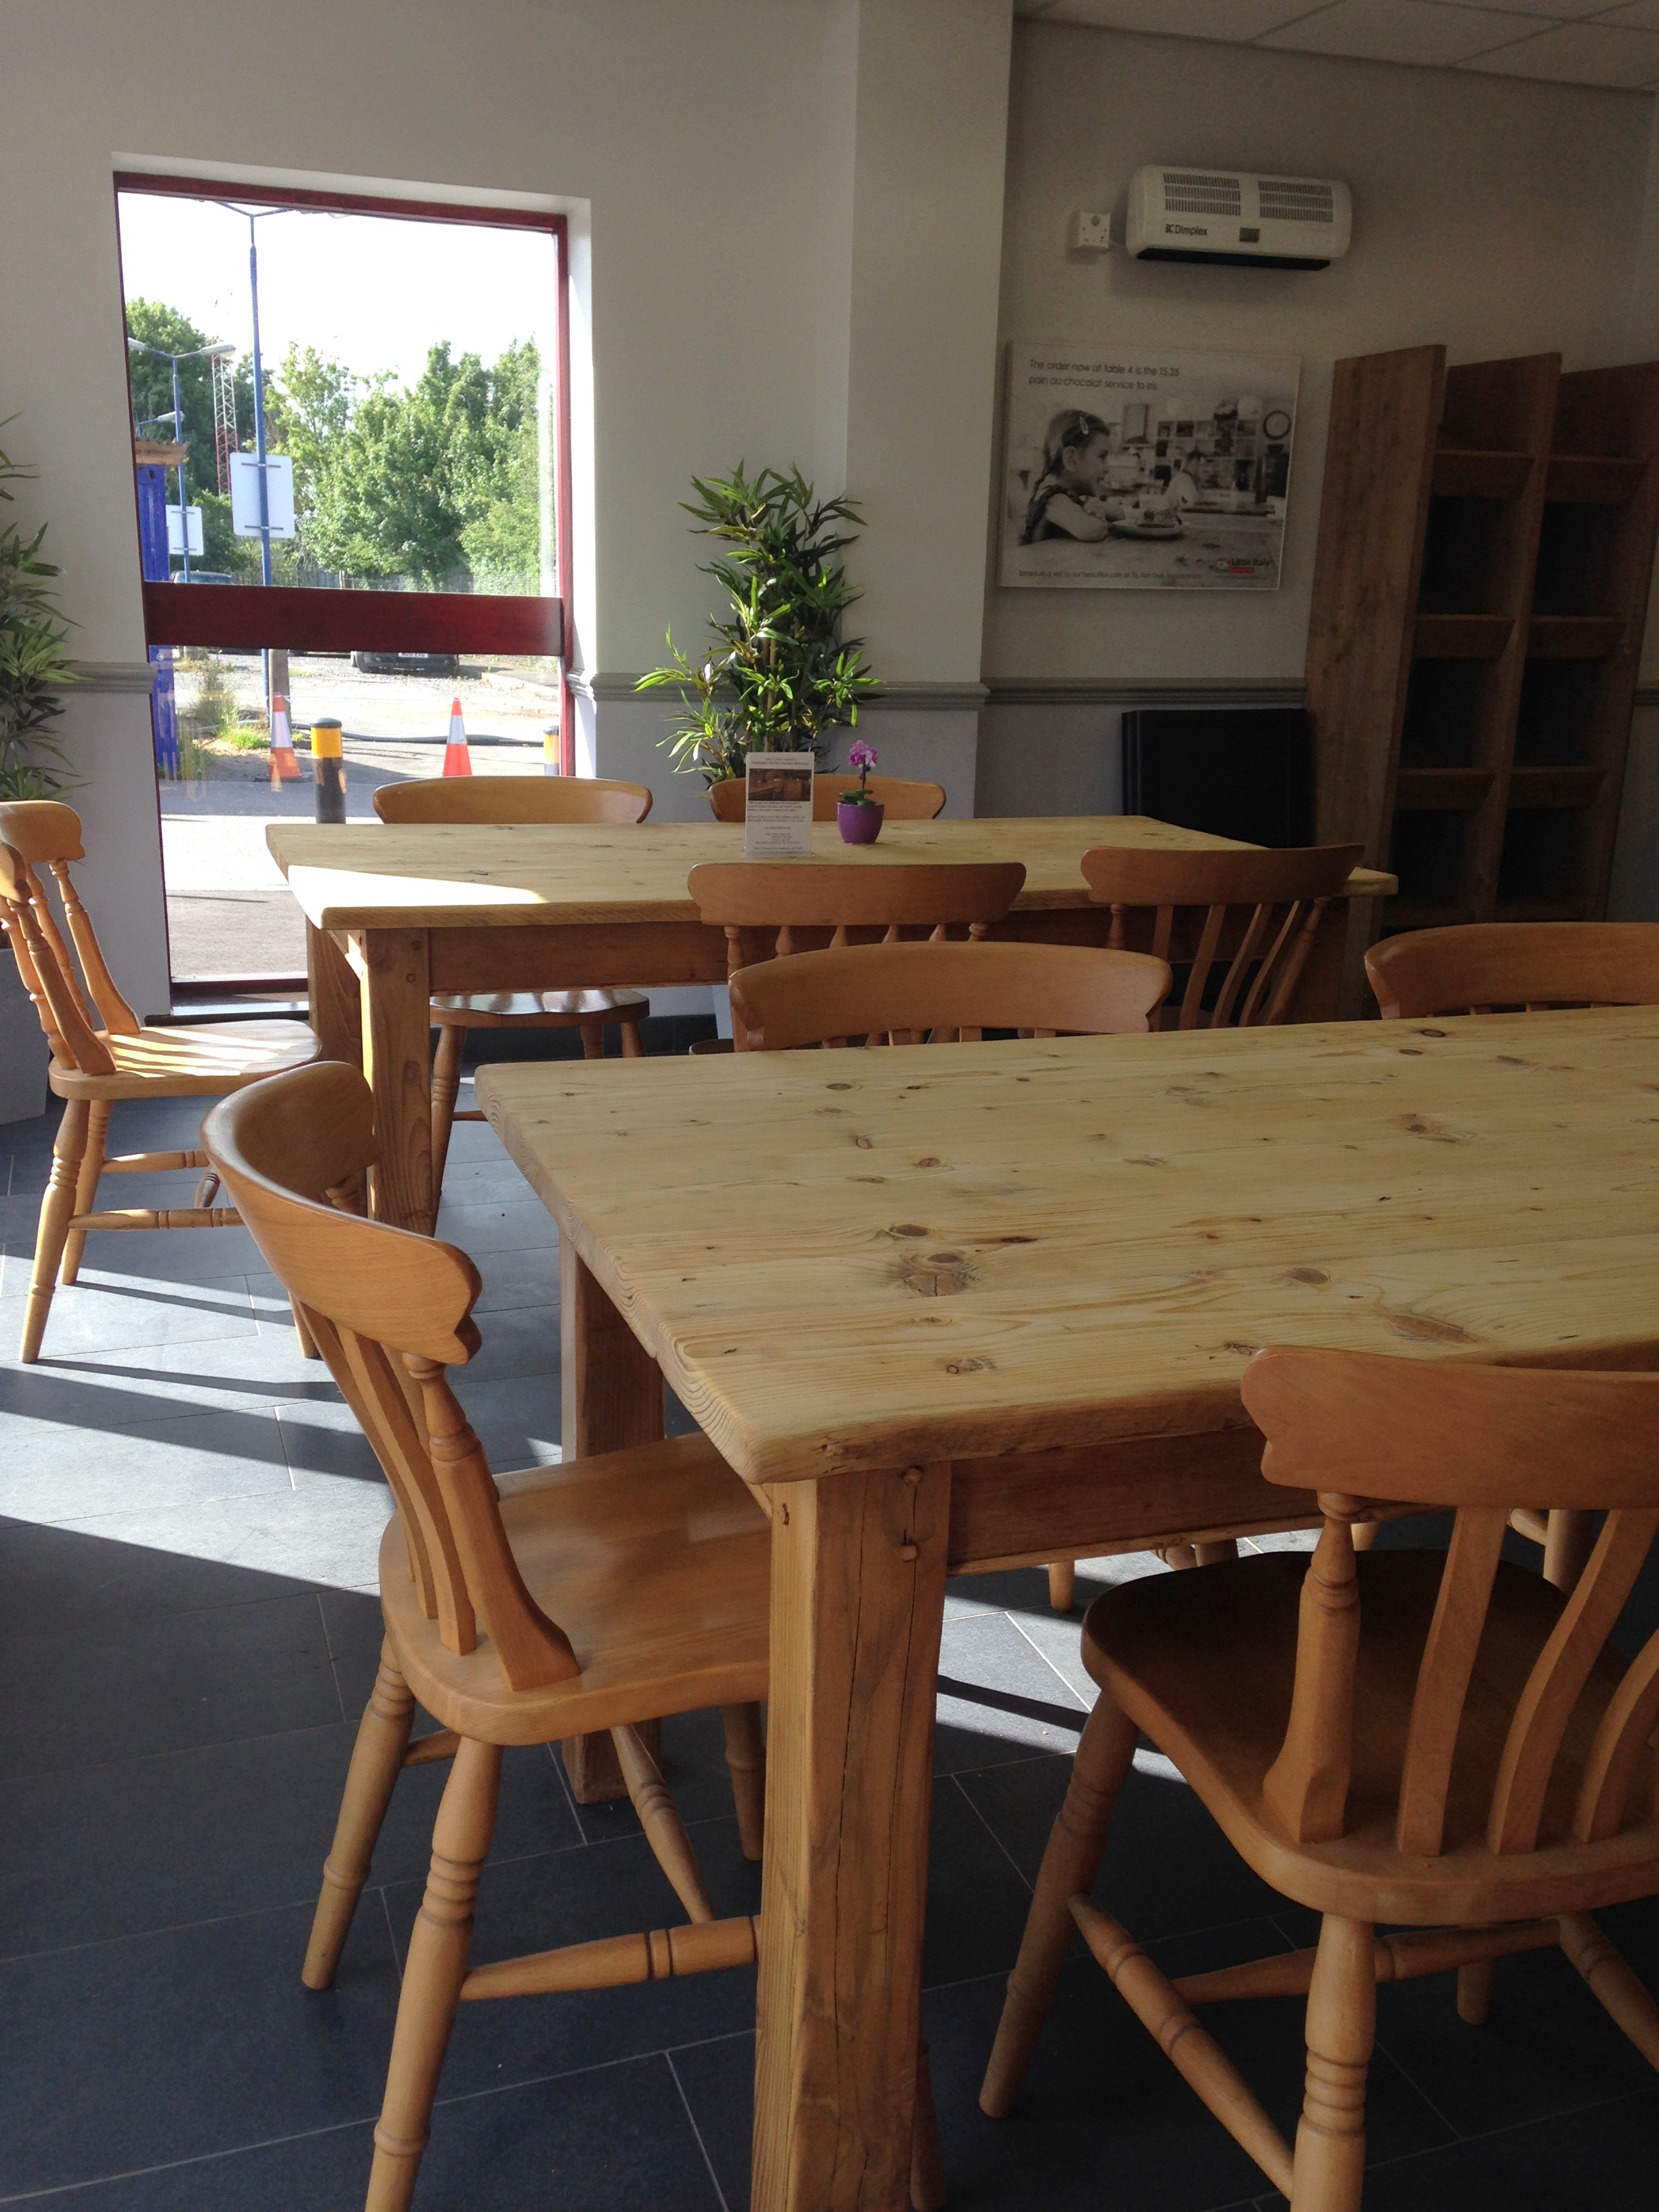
[[727, 939, 1171, 1050], [1366, 923, 1659, 1019], [202, 1061, 581, 1694], [0, 801, 138, 1073], [706, 774, 947, 824], [1080, 843, 1364, 1030], [689, 860, 1027, 1023], [373, 774, 653, 825], [1241, 1346, 1659, 1864]]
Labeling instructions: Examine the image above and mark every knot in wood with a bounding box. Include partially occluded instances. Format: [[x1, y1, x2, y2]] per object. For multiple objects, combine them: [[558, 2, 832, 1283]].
[[897, 1250, 977, 1296]]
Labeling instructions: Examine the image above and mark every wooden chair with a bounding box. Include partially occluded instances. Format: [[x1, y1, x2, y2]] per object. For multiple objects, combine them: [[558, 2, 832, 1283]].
[[1366, 921, 1659, 1021], [1080, 843, 1364, 1031], [728, 937, 1170, 1052], [371, 775, 654, 1197], [1366, 919, 1659, 1593], [707, 772, 947, 823], [372, 774, 653, 827], [202, 1058, 945, 2212], [0, 802, 320, 1364], [983, 1348, 1659, 2212], [689, 858, 1027, 1018]]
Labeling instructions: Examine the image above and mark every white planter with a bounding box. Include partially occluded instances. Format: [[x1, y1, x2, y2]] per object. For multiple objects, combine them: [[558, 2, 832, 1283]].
[[0, 948, 50, 1125]]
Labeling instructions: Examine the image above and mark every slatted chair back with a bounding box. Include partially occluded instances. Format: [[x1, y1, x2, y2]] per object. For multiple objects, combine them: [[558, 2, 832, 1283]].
[[1366, 922, 1659, 1020], [373, 775, 653, 825], [727, 939, 1171, 1050], [706, 773, 947, 823], [1241, 1347, 1659, 1861], [203, 1061, 581, 1696], [0, 802, 140, 1076], [1080, 843, 1364, 1031]]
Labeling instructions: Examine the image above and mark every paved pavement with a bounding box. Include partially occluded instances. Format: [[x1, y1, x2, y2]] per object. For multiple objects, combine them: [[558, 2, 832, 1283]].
[[159, 654, 555, 980]]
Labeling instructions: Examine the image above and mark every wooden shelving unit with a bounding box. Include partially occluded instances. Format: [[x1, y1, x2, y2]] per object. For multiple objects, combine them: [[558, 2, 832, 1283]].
[[1307, 344, 1659, 958]]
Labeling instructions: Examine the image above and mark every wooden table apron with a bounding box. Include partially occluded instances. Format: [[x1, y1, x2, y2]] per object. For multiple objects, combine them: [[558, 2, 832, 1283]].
[[473, 1010, 1659, 2212], [270, 815, 1393, 1238]]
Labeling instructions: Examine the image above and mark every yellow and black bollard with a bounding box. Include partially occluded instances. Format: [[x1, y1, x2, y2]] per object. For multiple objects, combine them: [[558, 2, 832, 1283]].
[[312, 716, 346, 822]]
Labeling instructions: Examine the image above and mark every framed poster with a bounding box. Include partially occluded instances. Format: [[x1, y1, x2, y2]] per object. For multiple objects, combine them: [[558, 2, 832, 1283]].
[[999, 343, 1300, 592]]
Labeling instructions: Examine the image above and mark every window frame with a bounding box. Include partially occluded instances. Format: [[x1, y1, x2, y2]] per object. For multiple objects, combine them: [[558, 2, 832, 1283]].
[[114, 171, 576, 770]]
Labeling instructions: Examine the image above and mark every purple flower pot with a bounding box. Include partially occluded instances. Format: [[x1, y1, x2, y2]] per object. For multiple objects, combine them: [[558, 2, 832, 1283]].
[[838, 800, 884, 844]]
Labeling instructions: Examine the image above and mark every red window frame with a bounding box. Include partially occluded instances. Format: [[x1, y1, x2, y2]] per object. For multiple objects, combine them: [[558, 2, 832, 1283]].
[[114, 172, 576, 770]]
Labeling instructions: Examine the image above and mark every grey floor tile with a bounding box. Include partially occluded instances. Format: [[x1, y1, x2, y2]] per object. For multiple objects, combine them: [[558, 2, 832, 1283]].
[[456, 1302, 560, 1382], [430, 1195, 559, 1256], [469, 1240, 560, 1313], [45, 1482, 392, 1595], [0, 1271, 258, 1357], [0, 1591, 340, 1780], [0, 1901, 398, 2199], [275, 1399, 392, 1488], [0, 1515, 322, 1631], [935, 1611, 1088, 1774], [0, 1404, 293, 1523], [0, 1327, 344, 1420], [0, 1723, 579, 1960]]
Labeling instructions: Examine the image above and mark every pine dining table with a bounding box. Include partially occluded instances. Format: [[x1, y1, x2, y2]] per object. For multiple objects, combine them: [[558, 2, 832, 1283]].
[[266, 812, 1393, 1236], [474, 1004, 1659, 2212]]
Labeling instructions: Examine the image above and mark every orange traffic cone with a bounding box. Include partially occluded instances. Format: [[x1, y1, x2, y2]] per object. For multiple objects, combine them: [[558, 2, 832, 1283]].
[[268, 693, 301, 787], [442, 697, 472, 777]]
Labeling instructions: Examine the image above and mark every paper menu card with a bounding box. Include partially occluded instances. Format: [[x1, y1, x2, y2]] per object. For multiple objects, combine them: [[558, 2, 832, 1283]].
[[743, 753, 815, 856]]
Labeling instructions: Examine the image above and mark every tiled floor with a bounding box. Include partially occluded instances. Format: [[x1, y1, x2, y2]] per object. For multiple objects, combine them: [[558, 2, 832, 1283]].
[[3, 1083, 1659, 2208]]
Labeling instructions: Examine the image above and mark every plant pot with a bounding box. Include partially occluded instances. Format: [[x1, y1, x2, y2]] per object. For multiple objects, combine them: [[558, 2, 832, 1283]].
[[0, 947, 49, 1126], [838, 800, 884, 845]]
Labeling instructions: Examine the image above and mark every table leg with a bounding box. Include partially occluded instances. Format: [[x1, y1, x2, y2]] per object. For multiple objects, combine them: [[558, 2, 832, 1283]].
[[559, 1239, 667, 1802], [307, 922, 362, 1065], [753, 1461, 950, 2212], [359, 928, 434, 1233]]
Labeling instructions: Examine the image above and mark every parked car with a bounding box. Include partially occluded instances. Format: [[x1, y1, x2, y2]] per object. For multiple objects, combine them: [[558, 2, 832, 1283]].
[[351, 650, 459, 676]]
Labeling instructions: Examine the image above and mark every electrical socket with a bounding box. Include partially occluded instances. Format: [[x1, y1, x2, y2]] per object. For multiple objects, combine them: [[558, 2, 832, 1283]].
[[1069, 209, 1112, 252]]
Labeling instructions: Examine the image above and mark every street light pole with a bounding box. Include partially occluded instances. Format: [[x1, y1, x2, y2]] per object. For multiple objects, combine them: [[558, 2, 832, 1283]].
[[246, 212, 273, 592], [169, 353, 190, 581]]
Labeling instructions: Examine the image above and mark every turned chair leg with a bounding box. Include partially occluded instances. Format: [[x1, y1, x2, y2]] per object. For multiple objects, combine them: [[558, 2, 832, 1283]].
[[1544, 1510, 1595, 1593], [367, 1736, 501, 2212], [304, 1643, 417, 1990], [59, 1097, 108, 1286], [620, 1017, 645, 1058], [980, 1694, 1138, 2116], [720, 1701, 766, 1860], [429, 1023, 466, 1204], [1046, 1559, 1076, 1612], [580, 1021, 605, 1061], [1193, 1540, 1238, 1567], [21, 1097, 87, 1363], [1457, 1957, 1496, 2024], [1291, 1914, 1375, 2212]]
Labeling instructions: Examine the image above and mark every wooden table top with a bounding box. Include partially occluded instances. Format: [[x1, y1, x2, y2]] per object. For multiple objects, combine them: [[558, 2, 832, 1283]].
[[267, 814, 1396, 932], [477, 1007, 1659, 1488]]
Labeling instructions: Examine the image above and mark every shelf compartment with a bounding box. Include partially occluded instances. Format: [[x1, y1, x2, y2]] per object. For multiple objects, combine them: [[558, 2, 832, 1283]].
[[1393, 767, 1495, 811], [1387, 808, 1477, 916], [1507, 765, 1605, 810], [1546, 455, 1645, 505], [1496, 806, 1591, 911], [1525, 616, 1624, 659], [1412, 615, 1513, 659], [1513, 659, 1601, 765], [1431, 449, 1532, 500]]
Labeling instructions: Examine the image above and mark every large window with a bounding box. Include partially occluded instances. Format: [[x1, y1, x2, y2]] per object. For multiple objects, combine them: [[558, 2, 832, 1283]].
[[115, 176, 573, 989]]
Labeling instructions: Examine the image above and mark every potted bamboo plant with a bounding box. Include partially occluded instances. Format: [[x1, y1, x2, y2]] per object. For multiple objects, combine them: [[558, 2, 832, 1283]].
[[0, 422, 76, 1124], [639, 463, 877, 783]]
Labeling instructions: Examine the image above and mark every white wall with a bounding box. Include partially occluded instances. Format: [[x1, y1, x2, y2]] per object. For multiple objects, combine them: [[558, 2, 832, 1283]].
[[987, 22, 1654, 687], [0, 0, 1015, 1006]]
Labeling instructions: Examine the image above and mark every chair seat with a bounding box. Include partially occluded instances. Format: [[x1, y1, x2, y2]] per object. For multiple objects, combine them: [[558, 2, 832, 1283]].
[[381, 1430, 771, 1744], [1086, 1551, 1659, 1926], [50, 1019, 321, 1099], [428, 988, 649, 1027]]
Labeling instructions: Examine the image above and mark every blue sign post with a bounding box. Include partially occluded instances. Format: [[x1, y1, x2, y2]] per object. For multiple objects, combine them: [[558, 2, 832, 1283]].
[[135, 462, 178, 777]]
